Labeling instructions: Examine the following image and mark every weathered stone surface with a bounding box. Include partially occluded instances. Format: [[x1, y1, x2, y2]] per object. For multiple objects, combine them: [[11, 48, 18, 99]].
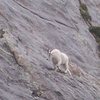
[[0, 0, 100, 100]]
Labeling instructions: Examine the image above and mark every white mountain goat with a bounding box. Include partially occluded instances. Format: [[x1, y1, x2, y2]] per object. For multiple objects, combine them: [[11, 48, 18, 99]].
[[49, 49, 71, 75]]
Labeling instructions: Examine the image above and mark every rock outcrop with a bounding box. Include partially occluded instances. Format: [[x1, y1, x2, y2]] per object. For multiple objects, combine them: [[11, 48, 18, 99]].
[[0, 0, 100, 100]]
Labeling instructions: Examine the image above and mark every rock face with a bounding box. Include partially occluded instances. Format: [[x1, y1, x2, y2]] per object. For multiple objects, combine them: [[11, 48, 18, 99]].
[[0, 0, 100, 100]]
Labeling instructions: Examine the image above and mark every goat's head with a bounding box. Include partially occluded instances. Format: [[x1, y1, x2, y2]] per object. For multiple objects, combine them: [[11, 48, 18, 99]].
[[46, 49, 52, 60], [48, 49, 51, 58]]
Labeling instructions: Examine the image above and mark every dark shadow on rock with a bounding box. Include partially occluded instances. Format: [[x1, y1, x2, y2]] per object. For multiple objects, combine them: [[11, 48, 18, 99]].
[[0, 29, 5, 38], [32, 90, 41, 97], [53, 91, 65, 100], [46, 67, 54, 71]]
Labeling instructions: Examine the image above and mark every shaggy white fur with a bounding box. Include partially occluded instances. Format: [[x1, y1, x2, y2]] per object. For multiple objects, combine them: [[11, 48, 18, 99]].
[[49, 49, 71, 75]]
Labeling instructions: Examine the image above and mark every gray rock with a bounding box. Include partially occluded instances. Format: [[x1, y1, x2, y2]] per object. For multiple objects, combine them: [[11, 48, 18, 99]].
[[0, 0, 100, 100]]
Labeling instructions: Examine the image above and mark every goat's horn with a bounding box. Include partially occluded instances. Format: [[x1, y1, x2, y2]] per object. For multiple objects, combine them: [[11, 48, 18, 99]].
[[49, 50, 51, 54]]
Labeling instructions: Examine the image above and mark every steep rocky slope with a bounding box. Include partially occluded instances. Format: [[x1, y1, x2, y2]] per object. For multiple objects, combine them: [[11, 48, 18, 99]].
[[0, 0, 100, 100]]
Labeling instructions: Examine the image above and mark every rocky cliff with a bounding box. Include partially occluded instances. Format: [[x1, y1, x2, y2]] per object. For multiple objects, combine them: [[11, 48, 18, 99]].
[[0, 0, 100, 100]]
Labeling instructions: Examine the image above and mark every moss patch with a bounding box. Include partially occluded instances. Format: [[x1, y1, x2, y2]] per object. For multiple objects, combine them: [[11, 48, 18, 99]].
[[79, 0, 100, 57], [80, 3, 88, 11], [79, 3, 91, 25], [89, 26, 100, 38], [89, 26, 100, 46]]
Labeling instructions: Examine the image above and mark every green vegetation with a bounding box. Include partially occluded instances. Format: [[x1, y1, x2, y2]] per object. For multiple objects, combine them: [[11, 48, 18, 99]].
[[80, 3, 88, 11], [79, 3, 91, 25], [89, 26, 100, 38], [89, 26, 100, 44], [79, 0, 100, 56]]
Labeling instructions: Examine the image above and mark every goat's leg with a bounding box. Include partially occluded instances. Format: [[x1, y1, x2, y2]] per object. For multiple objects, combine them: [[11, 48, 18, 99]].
[[53, 63, 58, 71], [57, 60, 62, 71], [54, 61, 61, 72], [66, 68, 72, 76], [54, 64, 58, 71], [65, 61, 72, 76]]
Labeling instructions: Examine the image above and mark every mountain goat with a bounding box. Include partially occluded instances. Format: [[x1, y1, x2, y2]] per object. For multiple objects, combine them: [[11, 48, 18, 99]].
[[49, 49, 71, 75]]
